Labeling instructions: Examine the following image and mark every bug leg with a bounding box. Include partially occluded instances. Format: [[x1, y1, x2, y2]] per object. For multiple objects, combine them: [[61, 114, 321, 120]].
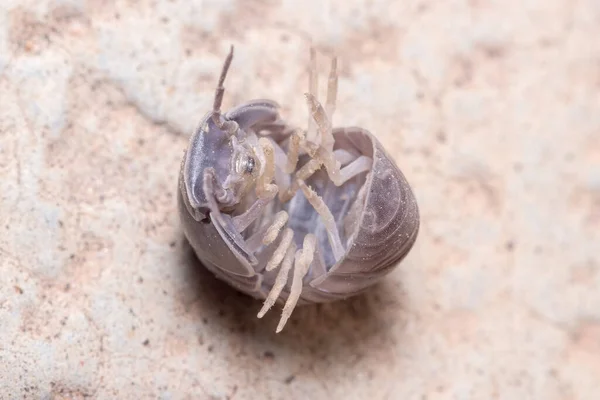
[[306, 47, 319, 145], [232, 190, 277, 232], [324, 153, 373, 185], [302, 93, 342, 184], [276, 234, 316, 333], [263, 211, 289, 245], [304, 93, 332, 151], [203, 168, 230, 214], [244, 209, 289, 255], [256, 137, 278, 198], [323, 56, 337, 152], [333, 148, 358, 165], [280, 152, 360, 203], [280, 129, 362, 203], [285, 129, 304, 174], [257, 241, 297, 319], [279, 158, 323, 203], [267, 138, 292, 193], [263, 212, 294, 273], [279, 148, 363, 203], [245, 223, 272, 253], [304, 95, 374, 186], [298, 180, 345, 262], [265, 227, 294, 272]]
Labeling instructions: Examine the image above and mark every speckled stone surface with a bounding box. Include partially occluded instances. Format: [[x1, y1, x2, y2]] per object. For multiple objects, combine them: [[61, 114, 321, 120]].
[[1, 0, 599, 399]]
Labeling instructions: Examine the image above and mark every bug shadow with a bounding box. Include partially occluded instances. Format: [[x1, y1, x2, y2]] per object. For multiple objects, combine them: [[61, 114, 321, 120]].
[[176, 234, 407, 364]]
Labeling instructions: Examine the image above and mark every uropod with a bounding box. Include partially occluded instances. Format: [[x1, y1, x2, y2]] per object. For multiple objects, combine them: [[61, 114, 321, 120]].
[[178, 46, 419, 332]]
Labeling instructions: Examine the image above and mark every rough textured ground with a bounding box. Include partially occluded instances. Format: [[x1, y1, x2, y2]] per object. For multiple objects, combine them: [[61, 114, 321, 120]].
[[1, 0, 599, 399]]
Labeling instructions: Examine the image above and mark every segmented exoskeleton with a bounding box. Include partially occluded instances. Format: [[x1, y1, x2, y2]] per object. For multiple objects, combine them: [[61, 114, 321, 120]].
[[178, 46, 419, 332]]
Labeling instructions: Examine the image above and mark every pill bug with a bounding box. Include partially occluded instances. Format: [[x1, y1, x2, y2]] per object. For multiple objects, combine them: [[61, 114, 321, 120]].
[[178, 46, 419, 332]]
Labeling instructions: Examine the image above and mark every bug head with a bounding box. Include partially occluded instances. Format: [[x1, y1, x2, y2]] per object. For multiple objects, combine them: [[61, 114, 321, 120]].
[[180, 46, 275, 220], [206, 46, 272, 206], [221, 127, 264, 202]]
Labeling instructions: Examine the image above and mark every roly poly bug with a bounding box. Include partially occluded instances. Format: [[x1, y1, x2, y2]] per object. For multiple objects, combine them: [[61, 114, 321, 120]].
[[178, 46, 419, 332]]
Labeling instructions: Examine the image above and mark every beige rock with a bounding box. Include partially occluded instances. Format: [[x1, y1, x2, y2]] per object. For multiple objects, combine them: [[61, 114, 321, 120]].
[[1, 0, 599, 399]]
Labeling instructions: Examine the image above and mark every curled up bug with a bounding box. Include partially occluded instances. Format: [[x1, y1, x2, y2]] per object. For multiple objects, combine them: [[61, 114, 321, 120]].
[[178, 46, 420, 333]]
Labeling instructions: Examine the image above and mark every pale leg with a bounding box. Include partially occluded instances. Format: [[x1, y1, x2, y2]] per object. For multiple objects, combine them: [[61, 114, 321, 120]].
[[263, 211, 289, 245], [265, 228, 294, 272], [276, 234, 317, 333], [257, 242, 297, 318], [298, 180, 345, 261], [306, 47, 319, 144], [323, 56, 338, 151], [256, 138, 278, 198], [232, 191, 277, 232]]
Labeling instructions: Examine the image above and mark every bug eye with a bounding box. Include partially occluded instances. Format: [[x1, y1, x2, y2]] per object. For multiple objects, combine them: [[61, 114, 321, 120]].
[[244, 156, 256, 174], [235, 153, 258, 176]]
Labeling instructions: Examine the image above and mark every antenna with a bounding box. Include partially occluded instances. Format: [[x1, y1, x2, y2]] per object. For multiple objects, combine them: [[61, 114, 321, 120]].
[[212, 45, 234, 128]]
